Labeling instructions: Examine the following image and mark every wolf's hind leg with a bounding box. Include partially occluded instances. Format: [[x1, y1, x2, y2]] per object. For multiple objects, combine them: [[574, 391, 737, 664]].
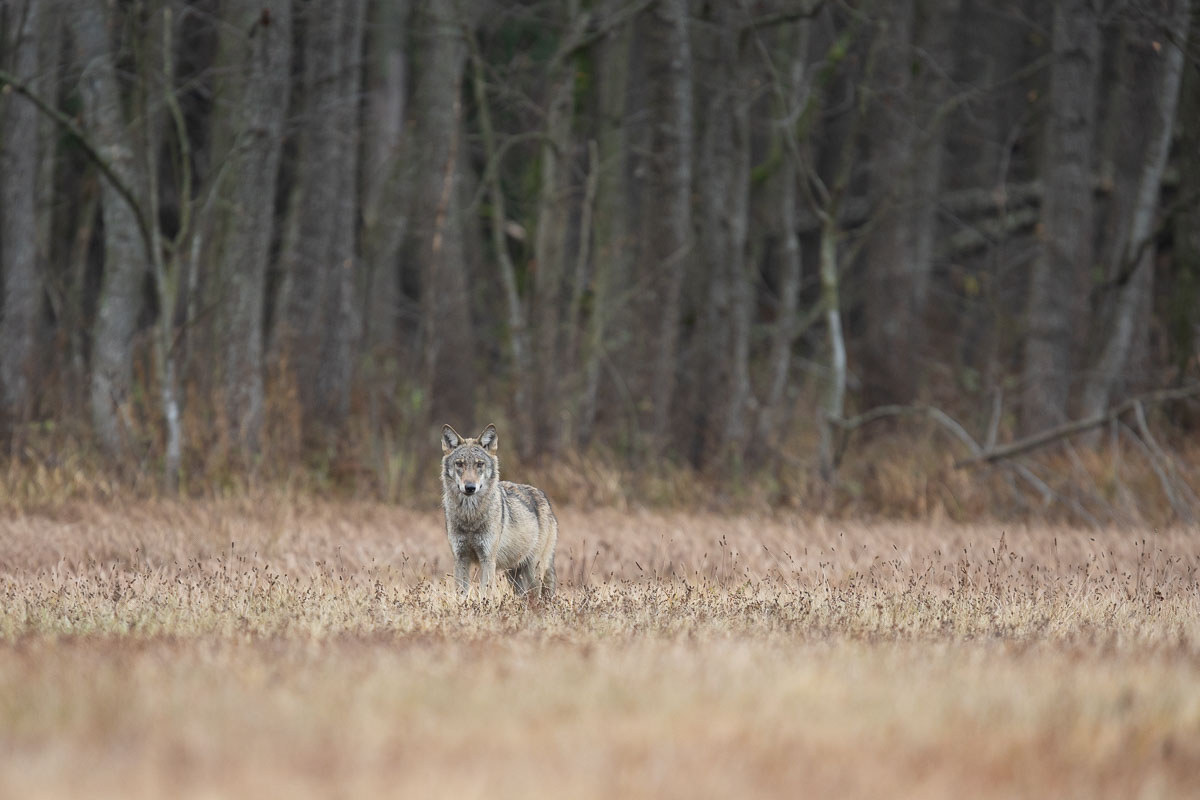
[[541, 557, 556, 600], [506, 560, 535, 598]]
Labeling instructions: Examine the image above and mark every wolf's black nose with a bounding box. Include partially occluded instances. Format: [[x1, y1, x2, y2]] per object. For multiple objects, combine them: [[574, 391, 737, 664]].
[[463, 483, 477, 495]]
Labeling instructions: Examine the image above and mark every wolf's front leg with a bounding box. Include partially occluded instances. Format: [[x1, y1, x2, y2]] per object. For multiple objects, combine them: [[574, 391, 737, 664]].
[[479, 558, 498, 601], [454, 558, 471, 598]]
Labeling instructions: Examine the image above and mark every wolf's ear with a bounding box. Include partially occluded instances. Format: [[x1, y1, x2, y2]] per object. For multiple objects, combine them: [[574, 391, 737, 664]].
[[478, 423, 498, 453], [442, 424, 462, 454]]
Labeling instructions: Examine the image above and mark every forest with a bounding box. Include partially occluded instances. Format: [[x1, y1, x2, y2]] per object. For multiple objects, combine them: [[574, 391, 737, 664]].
[[4, 5, 1200, 796], [1, 0, 1198, 514]]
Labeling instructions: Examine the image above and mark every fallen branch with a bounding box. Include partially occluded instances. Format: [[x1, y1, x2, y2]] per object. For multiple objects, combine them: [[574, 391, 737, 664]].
[[826, 402, 1101, 523], [827, 403, 981, 462], [955, 385, 1200, 468]]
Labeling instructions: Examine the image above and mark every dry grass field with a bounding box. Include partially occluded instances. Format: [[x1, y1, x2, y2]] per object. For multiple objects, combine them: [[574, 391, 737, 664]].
[[1, 494, 1199, 798]]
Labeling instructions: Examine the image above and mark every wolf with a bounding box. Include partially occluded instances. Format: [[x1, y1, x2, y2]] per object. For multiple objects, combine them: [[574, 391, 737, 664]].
[[440, 423, 558, 601]]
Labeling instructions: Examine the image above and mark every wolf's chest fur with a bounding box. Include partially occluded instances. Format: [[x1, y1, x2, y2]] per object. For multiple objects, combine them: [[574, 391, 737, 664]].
[[444, 482, 534, 565]]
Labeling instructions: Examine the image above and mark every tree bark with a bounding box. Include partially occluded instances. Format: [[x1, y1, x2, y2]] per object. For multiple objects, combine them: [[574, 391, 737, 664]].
[[71, 4, 151, 459], [0, 0, 41, 445], [1169, 8, 1200, 380], [411, 0, 475, 428], [909, 0, 959, 313], [1020, 0, 1100, 434], [213, 0, 293, 458], [640, 0, 692, 451], [859, 0, 917, 408], [469, 27, 532, 457], [758, 19, 811, 447], [1081, 0, 1188, 419], [360, 0, 411, 374], [579, 0, 635, 446], [530, 1, 581, 457], [689, 5, 752, 468], [278, 0, 365, 441], [818, 213, 847, 481]]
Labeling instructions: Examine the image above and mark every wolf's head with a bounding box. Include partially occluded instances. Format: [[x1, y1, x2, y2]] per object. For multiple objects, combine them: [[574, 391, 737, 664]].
[[441, 423, 499, 499]]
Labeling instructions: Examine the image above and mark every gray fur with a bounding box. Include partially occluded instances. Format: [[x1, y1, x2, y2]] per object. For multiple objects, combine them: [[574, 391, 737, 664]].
[[441, 423, 558, 601]]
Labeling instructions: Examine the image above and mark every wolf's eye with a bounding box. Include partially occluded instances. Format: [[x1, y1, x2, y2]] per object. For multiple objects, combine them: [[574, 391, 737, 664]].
[[455, 460, 464, 468], [475, 460, 484, 469]]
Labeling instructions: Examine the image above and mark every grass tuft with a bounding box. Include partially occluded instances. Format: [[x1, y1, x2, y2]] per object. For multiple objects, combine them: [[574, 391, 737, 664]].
[[1, 496, 1198, 797]]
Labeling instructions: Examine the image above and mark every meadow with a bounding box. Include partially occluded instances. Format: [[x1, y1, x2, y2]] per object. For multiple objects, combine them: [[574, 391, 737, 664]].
[[1, 494, 1198, 798]]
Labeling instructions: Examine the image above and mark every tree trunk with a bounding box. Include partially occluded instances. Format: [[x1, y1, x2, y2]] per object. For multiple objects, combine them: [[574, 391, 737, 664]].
[[213, 0, 293, 458], [1169, 9, 1200, 381], [689, 6, 752, 468], [324, 2, 366, 432], [469, 32, 532, 457], [530, 1, 579, 457], [1020, 0, 1099, 434], [758, 20, 811, 447], [640, 0, 692, 451], [859, 0, 917, 408], [1081, 0, 1188, 419], [818, 215, 847, 481], [909, 0, 959, 314], [0, 0, 41, 446], [71, 4, 151, 459], [278, 0, 365, 441], [578, 0, 636, 447], [411, 0, 475, 428], [360, 0, 411, 376]]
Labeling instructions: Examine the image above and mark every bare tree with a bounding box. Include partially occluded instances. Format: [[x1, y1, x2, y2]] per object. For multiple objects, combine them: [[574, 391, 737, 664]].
[[0, 0, 41, 445], [211, 1, 293, 458], [757, 18, 812, 446], [410, 0, 476, 428], [688, 3, 753, 467], [277, 0, 365, 441], [1020, 0, 1100, 433], [1082, 0, 1189, 418], [70, 4, 152, 459], [1, 0, 1198, 495], [360, 0, 412, 379], [530, 0, 582, 456], [859, 0, 918, 407], [1170, 9, 1200, 380], [579, 0, 637, 447], [639, 0, 693, 451]]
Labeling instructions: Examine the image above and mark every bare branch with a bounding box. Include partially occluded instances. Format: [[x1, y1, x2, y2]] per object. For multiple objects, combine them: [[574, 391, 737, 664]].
[[559, 0, 656, 62], [736, 0, 827, 32], [956, 385, 1200, 468], [0, 68, 155, 267], [828, 403, 981, 455]]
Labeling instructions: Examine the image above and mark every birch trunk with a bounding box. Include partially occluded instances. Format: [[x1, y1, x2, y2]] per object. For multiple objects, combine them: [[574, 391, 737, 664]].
[[759, 20, 812, 445], [71, 4, 150, 459], [1081, 0, 1189, 418]]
